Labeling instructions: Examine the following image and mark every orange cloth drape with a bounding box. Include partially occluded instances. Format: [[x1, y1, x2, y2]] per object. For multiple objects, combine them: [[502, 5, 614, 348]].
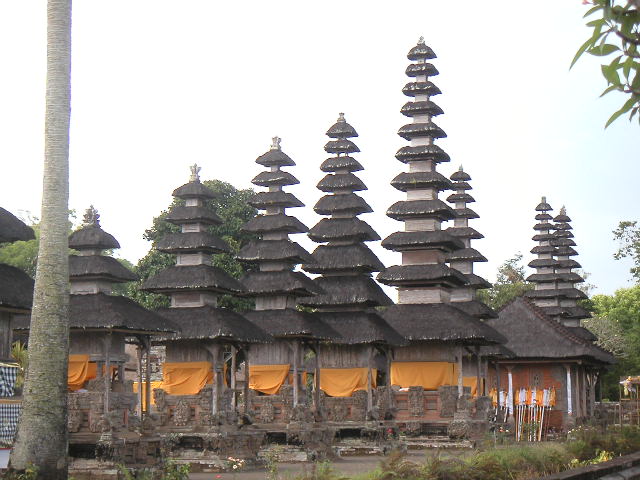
[[249, 364, 290, 395], [320, 368, 376, 397], [390, 362, 458, 390], [68, 354, 91, 391], [133, 381, 164, 409], [463, 377, 478, 397], [162, 361, 213, 395]]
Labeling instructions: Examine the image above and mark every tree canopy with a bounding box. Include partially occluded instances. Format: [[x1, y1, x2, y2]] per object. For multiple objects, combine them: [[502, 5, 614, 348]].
[[613, 220, 640, 281], [478, 253, 534, 310]]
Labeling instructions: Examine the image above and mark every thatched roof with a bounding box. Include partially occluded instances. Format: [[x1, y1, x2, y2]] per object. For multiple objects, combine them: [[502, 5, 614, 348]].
[[453, 207, 479, 219], [552, 238, 577, 247], [402, 81, 441, 98], [464, 273, 492, 290], [407, 39, 436, 61], [556, 246, 578, 256], [450, 169, 471, 182], [554, 222, 572, 231], [304, 244, 385, 274], [554, 231, 575, 239], [377, 264, 468, 287], [533, 222, 553, 231], [141, 264, 245, 294], [540, 305, 590, 320], [447, 193, 475, 204], [256, 148, 295, 167], [405, 63, 439, 78], [566, 326, 597, 342], [524, 288, 587, 300], [446, 248, 487, 263], [172, 181, 216, 199], [395, 144, 450, 164], [446, 226, 484, 240], [381, 230, 463, 252], [530, 245, 557, 255], [0, 208, 35, 243], [382, 303, 505, 345], [156, 232, 231, 254], [14, 293, 178, 333], [324, 139, 359, 155], [245, 309, 338, 340], [316, 173, 366, 192], [242, 214, 308, 234], [298, 275, 393, 308], [240, 271, 323, 297], [251, 171, 299, 188], [400, 100, 443, 117], [535, 213, 553, 221], [480, 344, 516, 359], [165, 206, 222, 226], [532, 233, 556, 242], [0, 264, 33, 311], [557, 259, 581, 269], [391, 171, 452, 192], [387, 199, 455, 221], [452, 300, 497, 320], [249, 191, 304, 209], [308, 218, 380, 243], [527, 272, 583, 283], [154, 305, 271, 343], [320, 156, 363, 173], [326, 115, 358, 138], [398, 121, 446, 141], [237, 239, 313, 264], [528, 258, 560, 268], [68, 225, 120, 250], [535, 199, 552, 211], [314, 193, 372, 215], [69, 255, 138, 283], [316, 311, 407, 346], [486, 297, 613, 364], [554, 213, 571, 223]]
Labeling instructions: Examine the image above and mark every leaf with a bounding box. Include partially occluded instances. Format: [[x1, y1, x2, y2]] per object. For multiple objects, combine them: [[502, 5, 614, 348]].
[[600, 84, 619, 97], [605, 96, 638, 128], [572, 37, 597, 68], [589, 44, 620, 56], [629, 107, 638, 121], [602, 63, 621, 85], [623, 56, 634, 78], [583, 4, 604, 18]]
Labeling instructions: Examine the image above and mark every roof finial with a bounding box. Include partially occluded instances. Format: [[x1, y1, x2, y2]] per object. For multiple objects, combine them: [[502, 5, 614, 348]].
[[418, 36, 424, 44], [337, 112, 345, 123], [189, 163, 201, 182], [270, 136, 282, 151], [458, 165, 463, 172], [541, 196, 547, 203], [83, 205, 100, 227], [560, 205, 566, 216]]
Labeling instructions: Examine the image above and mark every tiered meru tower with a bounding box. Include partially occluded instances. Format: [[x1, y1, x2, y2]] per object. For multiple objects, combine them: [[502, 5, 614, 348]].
[[378, 38, 503, 394], [238, 138, 332, 407], [445, 167, 495, 319]]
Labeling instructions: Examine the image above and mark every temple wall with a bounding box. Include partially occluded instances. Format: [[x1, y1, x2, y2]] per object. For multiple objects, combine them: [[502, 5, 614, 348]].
[[250, 341, 293, 365], [393, 344, 456, 363], [70, 331, 126, 358], [165, 341, 210, 363], [319, 344, 369, 368]]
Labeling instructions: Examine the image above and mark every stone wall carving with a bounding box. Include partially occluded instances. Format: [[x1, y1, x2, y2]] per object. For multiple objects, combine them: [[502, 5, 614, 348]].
[[408, 386, 424, 417]]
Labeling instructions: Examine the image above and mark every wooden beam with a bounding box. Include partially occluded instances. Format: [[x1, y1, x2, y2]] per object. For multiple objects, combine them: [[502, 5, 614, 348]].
[[104, 332, 112, 415], [314, 342, 321, 414], [231, 345, 237, 409], [243, 345, 250, 415], [475, 346, 482, 397], [366, 346, 373, 414], [292, 341, 299, 407]]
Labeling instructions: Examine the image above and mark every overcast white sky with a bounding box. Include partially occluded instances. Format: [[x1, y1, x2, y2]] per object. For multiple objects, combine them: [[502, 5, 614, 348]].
[[0, 1, 637, 295]]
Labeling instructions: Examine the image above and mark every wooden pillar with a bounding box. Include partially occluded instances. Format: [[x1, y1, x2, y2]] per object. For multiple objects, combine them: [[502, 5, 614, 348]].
[[292, 341, 299, 407], [366, 347, 374, 414], [144, 336, 151, 418], [457, 346, 464, 397], [314, 342, 321, 412], [243, 345, 250, 415], [475, 346, 482, 397], [581, 367, 588, 418], [230, 346, 237, 409], [574, 366, 582, 418], [495, 362, 501, 396], [0, 312, 13, 360], [136, 343, 143, 416], [210, 344, 220, 416], [104, 332, 112, 415]]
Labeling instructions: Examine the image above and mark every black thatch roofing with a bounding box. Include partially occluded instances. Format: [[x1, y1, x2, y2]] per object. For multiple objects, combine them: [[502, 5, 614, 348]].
[[407, 39, 437, 61], [324, 139, 360, 155], [381, 230, 463, 252], [240, 271, 323, 297], [304, 244, 385, 274], [487, 297, 613, 364], [165, 206, 222, 226], [391, 171, 452, 192], [316, 311, 407, 346], [251, 170, 299, 187], [387, 199, 455, 221], [0, 263, 33, 311], [452, 181, 471, 191], [556, 246, 578, 256], [298, 275, 393, 308], [0, 208, 35, 243], [446, 226, 484, 240], [377, 264, 468, 287], [256, 148, 295, 167], [528, 258, 560, 268], [402, 81, 441, 98], [535, 213, 553, 221], [557, 259, 582, 269], [450, 169, 471, 182], [524, 288, 587, 300], [401, 100, 443, 118], [447, 193, 475, 204], [540, 305, 590, 320], [382, 303, 505, 345], [326, 115, 358, 138], [398, 122, 446, 140], [532, 233, 556, 242], [172, 181, 216, 199], [480, 344, 516, 359], [465, 273, 493, 289], [155, 305, 271, 343], [553, 222, 572, 231], [245, 309, 338, 340], [552, 238, 577, 247], [566, 326, 597, 342], [320, 156, 363, 173], [141, 264, 245, 294], [156, 232, 230, 254], [14, 293, 177, 333], [530, 245, 557, 255], [535, 200, 552, 211], [68, 225, 120, 250], [395, 144, 450, 163], [237, 239, 313, 264], [454, 208, 479, 219], [308, 218, 380, 243], [69, 255, 138, 283], [242, 214, 308, 234], [554, 231, 575, 240], [405, 63, 439, 77], [314, 193, 372, 215], [453, 300, 498, 319], [317, 173, 366, 192], [249, 191, 304, 209], [533, 222, 553, 231], [446, 248, 487, 262], [526, 272, 584, 283], [554, 213, 571, 223]]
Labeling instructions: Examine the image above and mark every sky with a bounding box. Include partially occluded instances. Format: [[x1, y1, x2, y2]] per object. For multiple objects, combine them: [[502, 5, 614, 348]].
[[0, 1, 637, 296]]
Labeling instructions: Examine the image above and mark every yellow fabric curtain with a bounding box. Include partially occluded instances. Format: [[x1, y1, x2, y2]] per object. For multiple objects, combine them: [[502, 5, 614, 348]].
[[249, 364, 290, 395], [133, 381, 164, 409], [390, 362, 458, 390], [68, 354, 90, 391], [463, 377, 478, 397], [162, 361, 213, 395], [320, 368, 376, 397]]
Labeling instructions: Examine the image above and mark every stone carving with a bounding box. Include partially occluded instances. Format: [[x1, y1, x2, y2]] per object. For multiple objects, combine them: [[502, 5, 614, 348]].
[[68, 395, 83, 433], [173, 400, 191, 426], [351, 391, 367, 421], [258, 399, 275, 423], [438, 385, 458, 418], [408, 386, 425, 417], [327, 402, 348, 422]]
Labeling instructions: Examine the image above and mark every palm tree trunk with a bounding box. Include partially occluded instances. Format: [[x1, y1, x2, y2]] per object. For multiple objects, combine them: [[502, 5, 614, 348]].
[[9, 1, 72, 478]]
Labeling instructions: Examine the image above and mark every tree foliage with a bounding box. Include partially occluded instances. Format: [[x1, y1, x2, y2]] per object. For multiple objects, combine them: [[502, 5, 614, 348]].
[[613, 220, 640, 281], [573, 0, 640, 127], [478, 253, 534, 310], [125, 179, 257, 312]]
